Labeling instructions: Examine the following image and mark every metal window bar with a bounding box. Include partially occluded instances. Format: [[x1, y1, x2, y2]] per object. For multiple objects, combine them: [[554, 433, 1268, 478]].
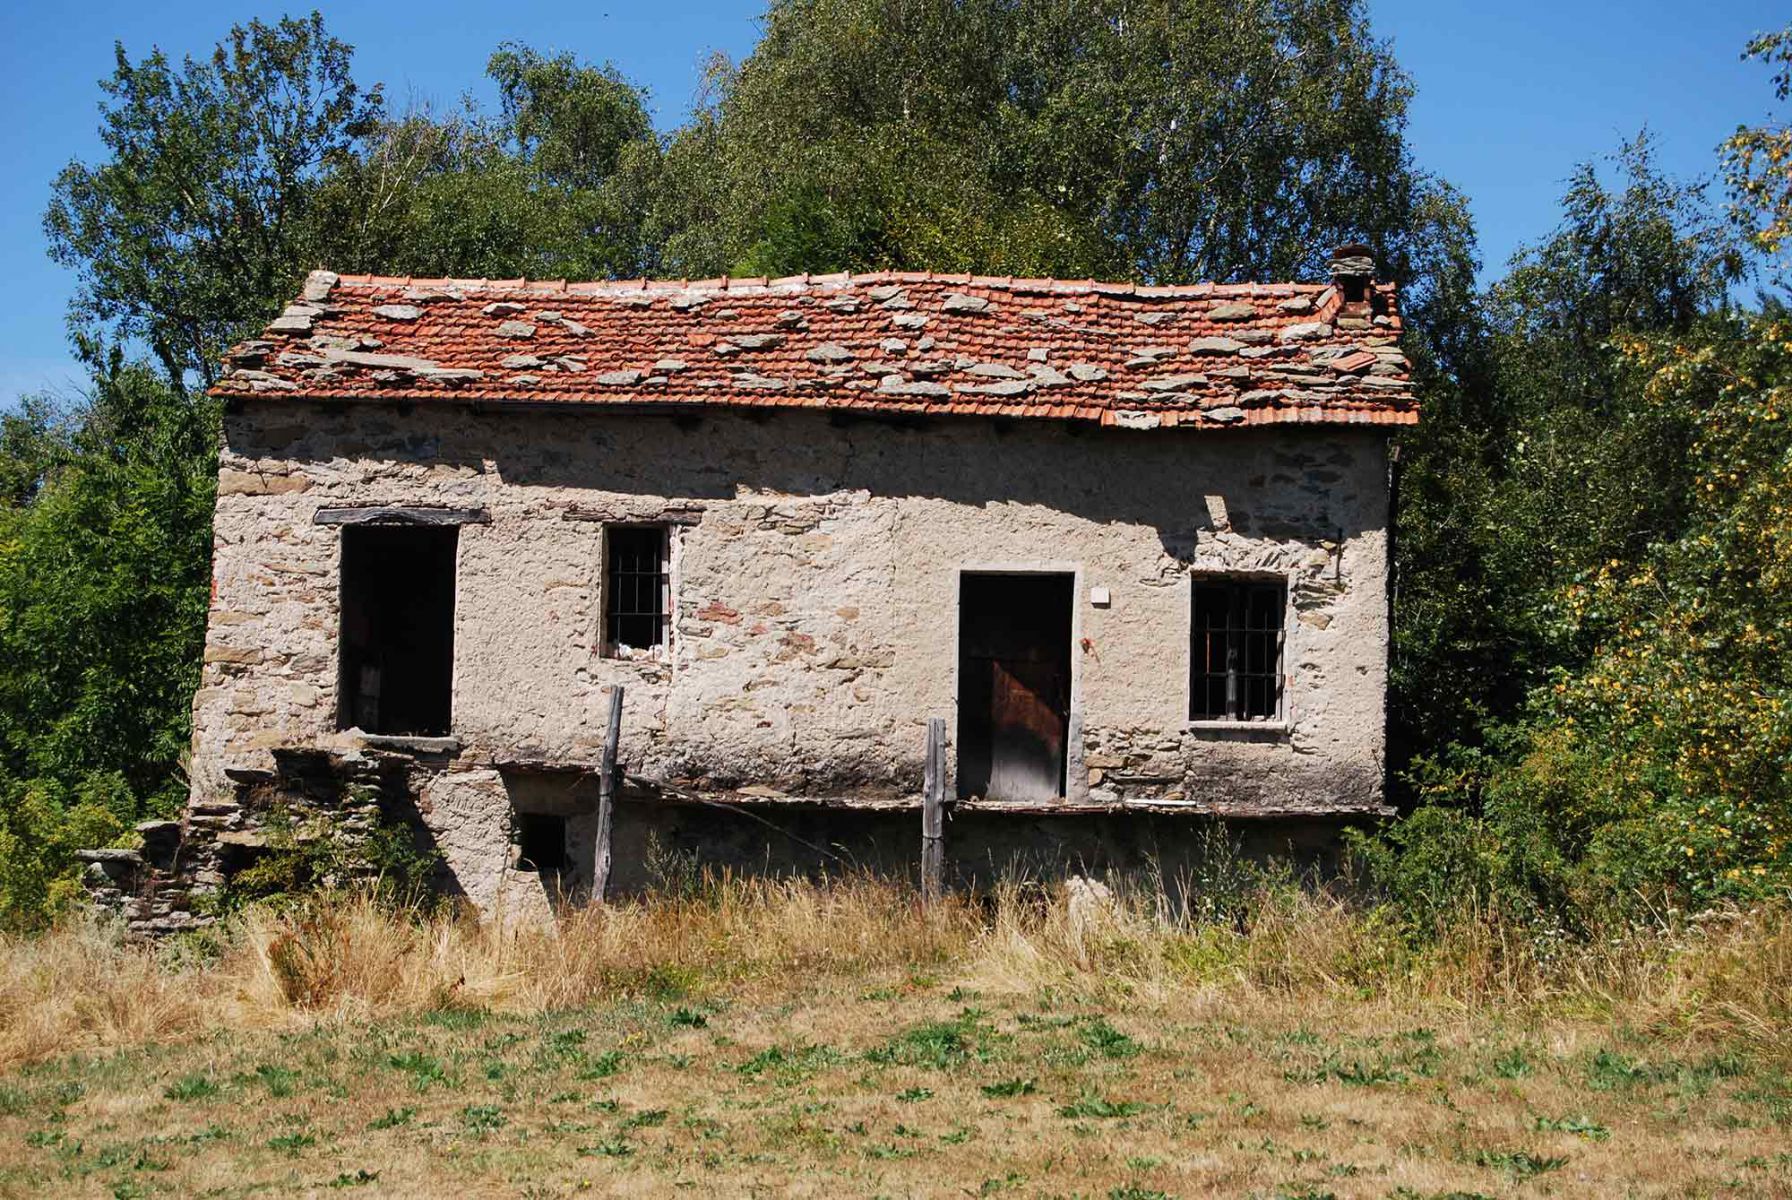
[[605, 526, 669, 652], [1191, 579, 1286, 721]]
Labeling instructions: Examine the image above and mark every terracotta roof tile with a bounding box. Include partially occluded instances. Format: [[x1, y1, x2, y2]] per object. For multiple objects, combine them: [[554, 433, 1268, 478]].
[[215, 270, 1416, 430]]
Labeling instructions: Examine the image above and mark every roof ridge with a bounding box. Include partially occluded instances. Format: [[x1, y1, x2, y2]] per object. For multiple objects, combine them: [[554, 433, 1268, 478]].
[[323, 270, 1360, 298]]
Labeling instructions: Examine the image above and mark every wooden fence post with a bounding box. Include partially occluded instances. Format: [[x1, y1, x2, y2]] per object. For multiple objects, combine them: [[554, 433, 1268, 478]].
[[593, 684, 624, 903], [922, 717, 946, 905]]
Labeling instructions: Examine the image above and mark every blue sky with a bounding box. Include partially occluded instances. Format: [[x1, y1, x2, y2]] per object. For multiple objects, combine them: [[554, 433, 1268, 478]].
[[0, 1, 1784, 402]]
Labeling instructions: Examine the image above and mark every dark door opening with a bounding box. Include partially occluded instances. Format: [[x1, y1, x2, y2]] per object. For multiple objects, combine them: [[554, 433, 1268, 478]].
[[338, 525, 458, 735], [957, 573, 1074, 802]]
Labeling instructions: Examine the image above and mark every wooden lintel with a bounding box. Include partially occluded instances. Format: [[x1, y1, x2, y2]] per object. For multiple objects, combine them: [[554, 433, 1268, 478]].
[[560, 505, 705, 526], [488, 760, 1388, 820], [314, 506, 490, 526]]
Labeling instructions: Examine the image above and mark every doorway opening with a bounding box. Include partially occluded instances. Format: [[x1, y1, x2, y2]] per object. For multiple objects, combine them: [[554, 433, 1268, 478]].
[[338, 525, 458, 735], [957, 572, 1074, 802]]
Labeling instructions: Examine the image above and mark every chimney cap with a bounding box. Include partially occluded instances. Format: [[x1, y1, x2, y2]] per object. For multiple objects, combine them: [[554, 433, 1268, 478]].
[[1330, 244, 1376, 280]]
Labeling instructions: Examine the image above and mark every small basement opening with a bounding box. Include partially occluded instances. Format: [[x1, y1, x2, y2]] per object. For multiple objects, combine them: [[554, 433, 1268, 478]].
[[957, 572, 1074, 803], [338, 525, 458, 735], [515, 812, 568, 874]]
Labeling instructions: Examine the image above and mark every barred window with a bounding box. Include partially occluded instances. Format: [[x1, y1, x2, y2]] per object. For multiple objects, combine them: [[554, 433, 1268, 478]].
[[1190, 577, 1286, 721], [605, 526, 669, 656]]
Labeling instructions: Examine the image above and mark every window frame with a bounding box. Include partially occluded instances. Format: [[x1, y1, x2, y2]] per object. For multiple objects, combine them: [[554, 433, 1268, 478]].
[[1187, 573, 1289, 726], [601, 523, 672, 660]]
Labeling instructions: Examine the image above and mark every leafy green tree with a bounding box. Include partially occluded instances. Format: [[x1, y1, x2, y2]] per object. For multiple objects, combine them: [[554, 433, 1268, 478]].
[[1370, 47, 1792, 927], [310, 46, 663, 281], [1462, 313, 1792, 918], [487, 42, 653, 191], [0, 398, 73, 509], [1725, 27, 1792, 280], [653, 0, 1477, 361], [1390, 138, 1745, 769], [0, 358, 217, 925], [43, 12, 382, 389]]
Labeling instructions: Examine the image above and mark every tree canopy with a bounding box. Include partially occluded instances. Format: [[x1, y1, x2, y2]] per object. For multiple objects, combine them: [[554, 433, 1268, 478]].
[[44, 14, 381, 390], [654, 0, 1476, 356], [6, 6, 1792, 929]]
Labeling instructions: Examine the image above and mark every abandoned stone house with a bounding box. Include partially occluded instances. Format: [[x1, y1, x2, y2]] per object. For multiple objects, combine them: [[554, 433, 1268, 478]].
[[84, 251, 1417, 931]]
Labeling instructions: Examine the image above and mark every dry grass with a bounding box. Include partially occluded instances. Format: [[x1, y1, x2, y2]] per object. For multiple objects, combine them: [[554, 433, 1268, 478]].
[[0, 878, 1788, 1197]]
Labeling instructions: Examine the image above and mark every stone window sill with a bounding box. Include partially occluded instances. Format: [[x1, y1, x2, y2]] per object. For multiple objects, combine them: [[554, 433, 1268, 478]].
[[356, 732, 462, 755], [1184, 719, 1292, 737], [602, 646, 668, 664]]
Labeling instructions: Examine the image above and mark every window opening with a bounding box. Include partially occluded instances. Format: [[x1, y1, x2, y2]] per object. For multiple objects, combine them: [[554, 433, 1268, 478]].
[[338, 525, 457, 735], [605, 526, 669, 657], [1191, 577, 1286, 721]]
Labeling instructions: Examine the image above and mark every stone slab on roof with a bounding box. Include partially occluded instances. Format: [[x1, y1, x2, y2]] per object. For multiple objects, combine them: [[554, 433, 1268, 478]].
[[215, 270, 1416, 431]]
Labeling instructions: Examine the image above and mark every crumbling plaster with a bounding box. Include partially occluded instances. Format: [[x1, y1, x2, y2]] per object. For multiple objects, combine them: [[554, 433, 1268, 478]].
[[192, 400, 1391, 907]]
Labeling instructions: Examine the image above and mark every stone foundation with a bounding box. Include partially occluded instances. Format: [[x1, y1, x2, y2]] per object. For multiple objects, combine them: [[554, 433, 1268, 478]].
[[84, 737, 1376, 938]]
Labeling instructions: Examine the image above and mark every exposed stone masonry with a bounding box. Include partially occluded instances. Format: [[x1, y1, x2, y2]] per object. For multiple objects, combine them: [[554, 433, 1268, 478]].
[[83, 746, 433, 937], [138, 397, 1398, 922]]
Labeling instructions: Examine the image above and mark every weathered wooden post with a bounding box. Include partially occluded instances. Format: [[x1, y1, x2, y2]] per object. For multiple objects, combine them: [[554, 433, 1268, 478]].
[[593, 684, 624, 903], [922, 717, 946, 905]]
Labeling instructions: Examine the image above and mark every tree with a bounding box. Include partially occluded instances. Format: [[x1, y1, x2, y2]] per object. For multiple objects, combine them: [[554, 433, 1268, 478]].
[[0, 397, 72, 510], [651, 0, 1477, 365], [1389, 138, 1745, 771], [309, 46, 663, 281], [488, 43, 653, 191], [1501, 313, 1792, 913], [43, 13, 382, 390], [0, 358, 217, 925], [1725, 27, 1792, 282]]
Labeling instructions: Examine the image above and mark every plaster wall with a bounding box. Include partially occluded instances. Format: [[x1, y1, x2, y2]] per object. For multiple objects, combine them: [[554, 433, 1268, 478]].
[[193, 401, 1390, 912]]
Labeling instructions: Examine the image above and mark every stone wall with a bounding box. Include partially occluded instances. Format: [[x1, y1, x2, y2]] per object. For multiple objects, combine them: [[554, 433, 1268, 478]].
[[159, 400, 1393, 919]]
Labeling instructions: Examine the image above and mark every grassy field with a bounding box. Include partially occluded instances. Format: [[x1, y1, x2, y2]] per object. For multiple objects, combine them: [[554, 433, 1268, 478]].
[[0, 882, 1788, 1198]]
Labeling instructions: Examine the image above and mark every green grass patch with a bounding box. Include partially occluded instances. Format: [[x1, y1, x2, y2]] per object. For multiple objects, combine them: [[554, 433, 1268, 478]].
[[1469, 1148, 1568, 1180], [575, 1049, 626, 1080], [247, 1063, 299, 1097], [1057, 1092, 1148, 1119], [265, 1131, 317, 1155], [867, 1010, 997, 1070], [1532, 1113, 1610, 1140], [577, 1139, 634, 1157], [461, 1104, 505, 1132], [735, 1043, 843, 1083], [1079, 1019, 1141, 1060], [163, 1074, 221, 1102], [386, 1050, 448, 1091], [981, 1077, 1037, 1098], [620, 1108, 668, 1130], [366, 1107, 416, 1130]]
